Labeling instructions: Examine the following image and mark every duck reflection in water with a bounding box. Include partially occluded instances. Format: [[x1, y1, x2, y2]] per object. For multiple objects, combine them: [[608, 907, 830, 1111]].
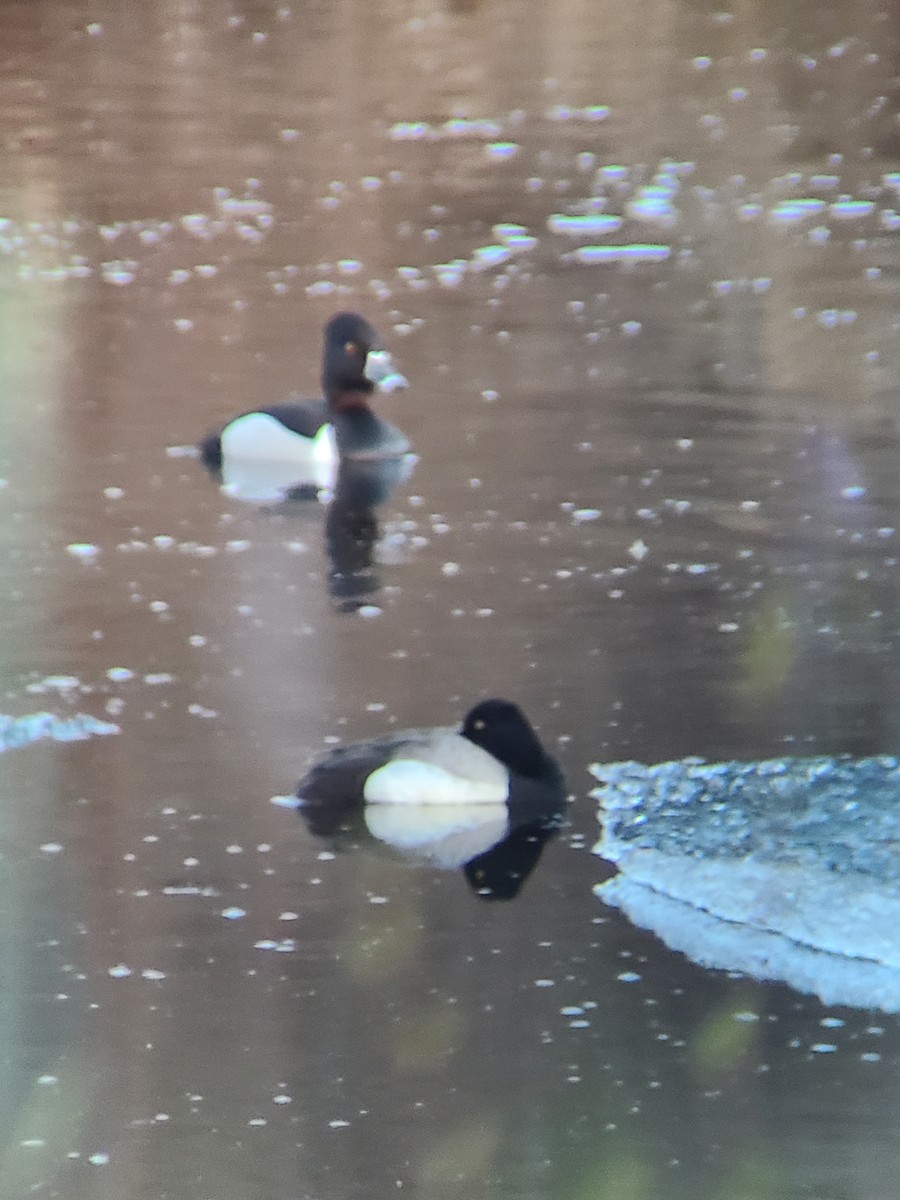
[[295, 700, 568, 900], [324, 455, 415, 611], [202, 450, 416, 611]]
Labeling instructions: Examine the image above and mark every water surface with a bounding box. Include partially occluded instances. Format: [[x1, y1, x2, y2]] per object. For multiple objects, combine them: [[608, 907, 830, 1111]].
[[3, 2, 900, 1197]]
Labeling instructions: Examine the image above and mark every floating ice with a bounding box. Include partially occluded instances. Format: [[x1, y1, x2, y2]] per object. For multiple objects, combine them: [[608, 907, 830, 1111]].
[[492, 224, 538, 252], [0, 712, 119, 751], [592, 754, 900, 1011], [101, 261, 136, 285], [829, 199, 876, 220], [443, 117, 503, 138], [388, 118, 503, 141], [548, 213, 623, 236], [183, 213, 216, 239], [471, 244, 512, 269], [546, 105, 610, 122], [817, 308, 857, 328], [486, 141, 519, 159], [768, 198, 827, 223], [388, 121, 430, 141], [572, 244, 670, 265]]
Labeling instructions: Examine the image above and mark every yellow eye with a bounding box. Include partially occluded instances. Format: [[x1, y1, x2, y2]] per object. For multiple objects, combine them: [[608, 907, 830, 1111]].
[[344, 340, 357, 354]]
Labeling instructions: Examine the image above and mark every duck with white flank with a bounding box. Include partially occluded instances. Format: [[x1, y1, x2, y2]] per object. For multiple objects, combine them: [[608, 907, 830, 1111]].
[[296, 699, 566, 809], [199, 312, 410, 494]]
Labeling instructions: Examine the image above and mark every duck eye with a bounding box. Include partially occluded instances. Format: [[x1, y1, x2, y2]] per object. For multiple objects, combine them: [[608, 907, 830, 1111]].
[[344, 340, 357, 354], [473, 718, 485, 730]]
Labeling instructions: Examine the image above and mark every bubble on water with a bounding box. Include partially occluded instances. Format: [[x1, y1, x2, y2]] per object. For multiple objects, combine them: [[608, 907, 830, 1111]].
[[221, 906, 246, 920], [88, 1152, 110, 1166], [67, 542, 99, 559], [108, 964, 132, 978]]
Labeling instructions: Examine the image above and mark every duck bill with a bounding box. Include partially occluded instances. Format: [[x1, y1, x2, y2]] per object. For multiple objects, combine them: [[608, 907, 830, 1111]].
[[364, 348, 408, 392]]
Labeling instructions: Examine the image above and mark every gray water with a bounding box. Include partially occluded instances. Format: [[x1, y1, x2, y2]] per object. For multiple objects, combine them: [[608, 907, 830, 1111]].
[[3, 2, 900, 1197]]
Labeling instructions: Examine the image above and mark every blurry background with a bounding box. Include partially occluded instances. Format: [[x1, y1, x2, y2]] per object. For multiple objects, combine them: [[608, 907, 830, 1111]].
[[2, 1, 900, 1197]]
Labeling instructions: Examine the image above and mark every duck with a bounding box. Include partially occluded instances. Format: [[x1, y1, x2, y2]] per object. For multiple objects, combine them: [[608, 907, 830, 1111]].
[[295, 698, 566, 809], [199, 312, 410, 489]]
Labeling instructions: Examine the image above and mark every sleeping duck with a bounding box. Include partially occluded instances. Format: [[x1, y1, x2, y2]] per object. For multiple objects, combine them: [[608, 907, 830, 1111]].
[[295, 698, 566, 809]]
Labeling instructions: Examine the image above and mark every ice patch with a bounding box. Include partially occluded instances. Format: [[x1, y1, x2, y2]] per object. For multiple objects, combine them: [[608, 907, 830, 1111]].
[[829, 199, 875, 220], [592, 754, 900, 1011], [571, 244, 670, 264], [548, 214, 623, 236], [768, 198, 827, 223], [0, 712, 119, 751]]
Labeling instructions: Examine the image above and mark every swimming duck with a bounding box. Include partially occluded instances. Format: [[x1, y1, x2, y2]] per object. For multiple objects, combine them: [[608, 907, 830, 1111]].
[[295, 698, 566, 809], [199, 312, 409, 486]]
